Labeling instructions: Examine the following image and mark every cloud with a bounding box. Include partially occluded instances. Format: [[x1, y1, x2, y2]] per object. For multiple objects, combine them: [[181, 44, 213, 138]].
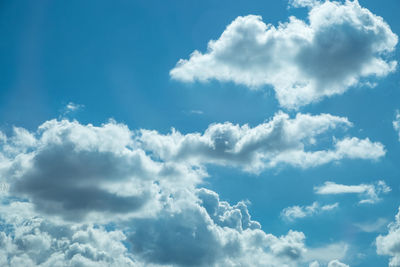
[[0, 188, 345, 267], [305, 243, 349, 265], [289, 0, 320, 8], [0, 118, 353, 266], [126, 188, 310, 266], [376, 207, 400, 267], [314, 180, 391, 204], [281, 202, 339, 221], [0, 206, 137, 267], [327, 260, 350, 267], [393, 110, 400, 141], [139, 112, 385, 173], [170, 0, 398, 109], [1, 119, 206, 221], [354, 218, 389, 233], [64, 102, 84, 115]]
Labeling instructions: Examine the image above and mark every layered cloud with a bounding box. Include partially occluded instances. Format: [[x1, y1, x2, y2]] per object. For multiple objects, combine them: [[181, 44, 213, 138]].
[[0, 117, 357, 266], [282, 202, 339, 221], [376, 207, 400, 267], [314, 180, 391, 204], [139, 112, 385, 172], [170, 0, 398, 108], [0, 184, 344, 266]]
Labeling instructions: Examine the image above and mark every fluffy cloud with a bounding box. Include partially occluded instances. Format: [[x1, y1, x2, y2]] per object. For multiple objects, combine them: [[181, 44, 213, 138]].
[[281, 202, 339, 221], [0, 119, 205, 221], [126, 188, 310, 266], [0, 189, 347, 267], [0, 118, 354, 266], [376, 207, 400, 267], [170, 0, 397, 108], [139, 112, 385, 172], [314, 180, 391, 204]]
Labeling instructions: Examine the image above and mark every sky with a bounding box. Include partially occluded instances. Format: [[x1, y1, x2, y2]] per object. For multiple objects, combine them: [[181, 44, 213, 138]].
[[0, 0, 400, 266]]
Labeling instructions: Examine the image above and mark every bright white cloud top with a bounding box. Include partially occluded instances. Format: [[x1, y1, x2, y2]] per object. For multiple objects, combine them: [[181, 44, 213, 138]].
[[0, 118, 356, 266], [139, 112, 385, 172], [376, 207, 400, 267], [170, 0, 398, 108], [314, 180, 391, 204]]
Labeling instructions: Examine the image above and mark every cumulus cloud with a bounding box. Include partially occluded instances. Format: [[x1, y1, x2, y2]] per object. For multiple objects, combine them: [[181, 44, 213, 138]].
[[126, 188, 311, 266], [170, 0, 398, 108], [376, 207, 400, 267], [139, 112, 385, 172], [314, 180, 391, 204], [0, 119, 206, 221], [0, 118, 355, 266], [0, 206, 137, 267], [281, 202, 339, 221]]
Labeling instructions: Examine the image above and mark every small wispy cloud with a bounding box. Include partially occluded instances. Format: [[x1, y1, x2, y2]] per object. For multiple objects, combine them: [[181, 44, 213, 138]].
[[61, 102, 84, 117], [314, 180, 391, 204], [354, 218, 388, 233], [188, 110, 204, 115], [393, 110, 400, 141], [281, 201, 339, 221]]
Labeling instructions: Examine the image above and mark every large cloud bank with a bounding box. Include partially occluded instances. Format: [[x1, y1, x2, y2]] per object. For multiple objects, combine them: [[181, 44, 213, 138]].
[[0, 117, 362, 266]]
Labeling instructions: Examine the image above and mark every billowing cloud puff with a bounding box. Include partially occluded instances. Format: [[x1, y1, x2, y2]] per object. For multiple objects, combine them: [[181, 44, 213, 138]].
[[281, 202, 339, 221], [0, 118, 355, 266], [376, 207, 400, 267], [139, 112, 385, 172], [127, 188, 309, 266], [0, 203, 137, 267], [0, 119, 205, 221], [0, 189, 347, 267], [314, 180, 391, 204], [170, 0, 397, 108]]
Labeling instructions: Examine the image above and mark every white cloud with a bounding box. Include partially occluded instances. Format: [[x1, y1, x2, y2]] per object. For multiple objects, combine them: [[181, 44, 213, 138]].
[[0, 118, 354, 266], [281, 202, 339, 221], [139, 112, 385, 172], [0, 119, 207, 222], [305, 243, 349, 265], [393, 110, 400, 141], [170, 0, 398, 109], [376, 207, 400, 267], [65, 102, 84, 113], [314, 180, 391, 204]]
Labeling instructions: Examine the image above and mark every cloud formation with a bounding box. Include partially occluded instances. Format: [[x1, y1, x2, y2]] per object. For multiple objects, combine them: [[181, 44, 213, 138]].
[[376, 207, 400, 267], [0, 118, 354, 266], [281, 202, 339, 221], [139, 112, 385, 172], [170, 0, 398, 108], [314, 180, 391, 204]]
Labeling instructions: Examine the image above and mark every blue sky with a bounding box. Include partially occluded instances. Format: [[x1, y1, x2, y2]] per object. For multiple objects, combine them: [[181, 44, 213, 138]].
[[0, 0, 400, 266]]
